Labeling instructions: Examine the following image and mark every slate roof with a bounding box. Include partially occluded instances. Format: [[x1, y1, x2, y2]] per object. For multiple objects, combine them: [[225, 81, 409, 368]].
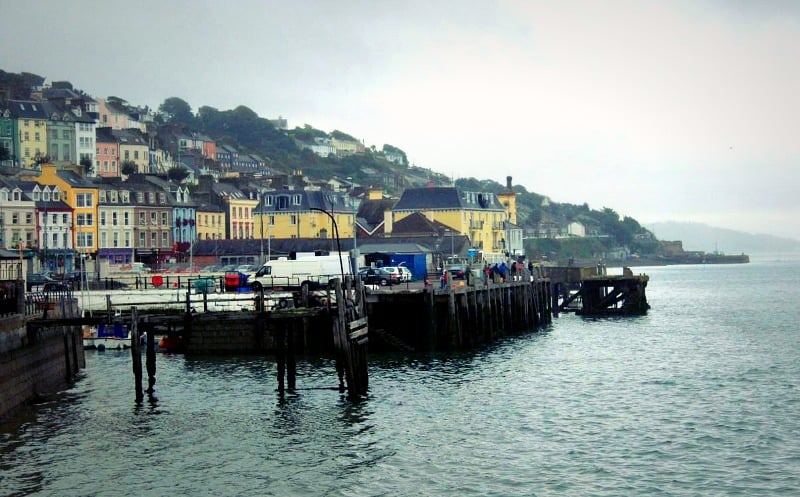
[[393, 186, 504, 212], [6, 100, 49, 119], [56, 169, 95, 188]]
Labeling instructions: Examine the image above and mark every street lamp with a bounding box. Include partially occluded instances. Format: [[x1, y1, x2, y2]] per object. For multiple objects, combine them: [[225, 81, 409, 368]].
[[347, 178, 360, 274], [259, 192, 265, 265], [309, 207, 345, 281]]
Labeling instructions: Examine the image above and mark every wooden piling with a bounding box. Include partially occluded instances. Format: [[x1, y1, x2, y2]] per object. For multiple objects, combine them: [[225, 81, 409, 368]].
[[145, 318, 156, 394], [130, 307, 143, 403]]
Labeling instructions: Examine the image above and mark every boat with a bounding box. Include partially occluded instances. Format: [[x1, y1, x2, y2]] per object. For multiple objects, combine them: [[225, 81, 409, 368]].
[[158, 334, 185, 353], [83, 323, 131, 350]]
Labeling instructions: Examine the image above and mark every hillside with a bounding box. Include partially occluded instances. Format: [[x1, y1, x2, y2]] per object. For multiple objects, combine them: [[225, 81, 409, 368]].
[[2, 69, 665, 256], [650, 221, 800, 254]]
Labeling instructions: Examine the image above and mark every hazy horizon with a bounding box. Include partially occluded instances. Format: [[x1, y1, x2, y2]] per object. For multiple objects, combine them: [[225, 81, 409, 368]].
[[3, 1, 798, 239]]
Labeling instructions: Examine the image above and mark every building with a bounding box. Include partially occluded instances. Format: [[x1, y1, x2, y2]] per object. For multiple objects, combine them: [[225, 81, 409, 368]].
[[35, 164, 99, 257], [95, 179, 135, 266], [254, 189, 355, 241], [389, 184, 509, 259], [7, 100, 49, 169]]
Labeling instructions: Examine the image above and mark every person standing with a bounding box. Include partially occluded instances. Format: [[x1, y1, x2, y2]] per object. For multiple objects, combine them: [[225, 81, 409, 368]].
[[440, 268, 448, 289]]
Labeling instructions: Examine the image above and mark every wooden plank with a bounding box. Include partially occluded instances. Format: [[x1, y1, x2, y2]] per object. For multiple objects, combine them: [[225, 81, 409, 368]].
[[349, 327, 368, 341], [347, 317, 368, 331]]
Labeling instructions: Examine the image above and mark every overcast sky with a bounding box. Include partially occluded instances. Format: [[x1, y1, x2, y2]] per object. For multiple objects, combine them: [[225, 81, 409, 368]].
[[3, 1, 799, 240]]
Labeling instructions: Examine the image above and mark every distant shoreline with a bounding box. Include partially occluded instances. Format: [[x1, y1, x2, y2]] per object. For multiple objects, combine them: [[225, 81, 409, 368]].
[[548, 254, 750, 268]]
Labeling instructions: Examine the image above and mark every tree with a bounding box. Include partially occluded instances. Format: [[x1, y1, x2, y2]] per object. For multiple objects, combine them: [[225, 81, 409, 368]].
[[79, 156, 94, 176], [167, 166, 190, 183], [121, 160, 137, 176], [158, 97, 195, 126]]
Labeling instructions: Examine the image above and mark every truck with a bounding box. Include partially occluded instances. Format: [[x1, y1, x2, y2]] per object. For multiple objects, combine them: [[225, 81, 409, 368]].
[[247, 253, 352, 291]]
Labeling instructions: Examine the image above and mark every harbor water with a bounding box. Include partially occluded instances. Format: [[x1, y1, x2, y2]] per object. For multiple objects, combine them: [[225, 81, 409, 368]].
[[2, 256, 800, 496]]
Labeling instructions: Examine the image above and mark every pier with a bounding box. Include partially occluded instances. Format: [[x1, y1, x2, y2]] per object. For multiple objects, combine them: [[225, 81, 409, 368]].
[[2, 264, 652, 417]]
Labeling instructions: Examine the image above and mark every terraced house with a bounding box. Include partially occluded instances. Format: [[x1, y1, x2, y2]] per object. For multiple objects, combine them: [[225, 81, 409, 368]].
[[35, 164, 98, 257], [7, 100, 49, 168]]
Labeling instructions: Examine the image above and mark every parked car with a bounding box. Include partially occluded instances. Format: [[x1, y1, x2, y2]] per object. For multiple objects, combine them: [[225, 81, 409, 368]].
[[382, 266, 412, 282], [42, 282, 71, 293], [357, 267, 399, 286], [26, 272, 55, 291]]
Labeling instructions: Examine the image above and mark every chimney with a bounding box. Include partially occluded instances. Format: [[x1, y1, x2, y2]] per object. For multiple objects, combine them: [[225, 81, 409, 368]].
[[506, 176, 512, 189]]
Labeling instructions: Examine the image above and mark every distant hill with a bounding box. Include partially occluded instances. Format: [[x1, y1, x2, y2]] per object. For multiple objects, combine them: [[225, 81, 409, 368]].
[[650, 221, 800, 254]]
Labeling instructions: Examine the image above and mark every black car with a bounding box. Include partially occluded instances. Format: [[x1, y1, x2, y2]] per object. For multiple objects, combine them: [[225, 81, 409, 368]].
[[26, 272, 55, 291], [42, 282, 71, 293], [357, 267, 399, 286]]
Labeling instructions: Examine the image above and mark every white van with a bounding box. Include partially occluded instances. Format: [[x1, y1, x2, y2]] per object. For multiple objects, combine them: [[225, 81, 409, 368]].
[[248, 253, 351, 291]]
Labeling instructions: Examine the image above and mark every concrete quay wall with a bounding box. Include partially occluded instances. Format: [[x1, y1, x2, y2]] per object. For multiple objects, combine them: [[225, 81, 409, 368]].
[[0, 309, 84, 421]]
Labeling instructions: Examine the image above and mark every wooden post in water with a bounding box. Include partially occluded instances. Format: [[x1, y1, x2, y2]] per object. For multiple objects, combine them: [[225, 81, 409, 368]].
[[130, 307, 143, 403], [275, 324, 286, 395], [145, 318, 156, 394], [287, 321, 296, 391]]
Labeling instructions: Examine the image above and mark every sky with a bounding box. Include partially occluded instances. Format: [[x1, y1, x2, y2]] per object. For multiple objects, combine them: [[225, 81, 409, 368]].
[[3, 0, 799, 240]]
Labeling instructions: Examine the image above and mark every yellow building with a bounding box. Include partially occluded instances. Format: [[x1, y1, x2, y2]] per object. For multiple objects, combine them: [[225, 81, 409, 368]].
[[196, 204, 226, 241], [254, 190, 355, 240], [388, 185, 511, 256], [36, 164, 99, 254]]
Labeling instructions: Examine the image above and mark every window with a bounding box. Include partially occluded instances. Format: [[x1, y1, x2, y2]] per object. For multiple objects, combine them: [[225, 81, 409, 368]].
[[161, 212, 168, 225], [161, 232, 168, 247], [110, 191, 118, 202], [159, 193, 166, 204], [62, 214, 68, 225], [139, 232, 146, 246], [100, 232, 107, 247], [100, 212, 107, 226], [269, 215, 275, 226], [134, 150, 139, 159], [290, 214, 297, 225], [11, 213, 18, 224], [112, 212, 118, 226], [24, 132, 29, 141], [35, 132, 40, 141], [76, 213, 93, 226], [265, 195, 273, 206], [151, 232, 157, 247], [51, 233, 57, 248], [99, 190, 107, 202], [124, 212, 129, 226], [51, 214, 57, 225], [53, 190, 60, 201], [25, 213, 32, 224], [139, 213, 146, 225], [148, 192, 155, 204], [76, 232, 93, 248], [125, 232, 131, 248], [124, 150, 130, 160], [293, 194, 302, 205], [113, 232, 119, 248], [76, 193, 93, 207], [150, 212, 157, 225]]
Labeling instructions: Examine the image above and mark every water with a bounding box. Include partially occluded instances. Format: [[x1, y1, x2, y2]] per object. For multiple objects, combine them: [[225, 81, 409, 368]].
[[3, 256, 800, 496]]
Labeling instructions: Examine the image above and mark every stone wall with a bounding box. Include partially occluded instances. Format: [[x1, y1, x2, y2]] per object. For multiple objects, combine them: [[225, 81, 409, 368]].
[[0, 309, 84, 420]]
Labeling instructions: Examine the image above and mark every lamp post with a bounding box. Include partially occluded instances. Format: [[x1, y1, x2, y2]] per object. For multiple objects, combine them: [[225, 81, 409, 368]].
[[347, 178, 360, 274], [259, 193, 265, 265], [309, 207, 344, 281]]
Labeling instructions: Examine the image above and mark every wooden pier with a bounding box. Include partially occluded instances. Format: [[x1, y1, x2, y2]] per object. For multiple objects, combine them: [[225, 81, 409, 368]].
[[548, 266, 650, 315], [15, 264, 655, 406]]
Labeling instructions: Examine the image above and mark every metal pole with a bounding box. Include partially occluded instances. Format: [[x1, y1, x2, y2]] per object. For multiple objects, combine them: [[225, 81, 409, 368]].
[[310, 207, 344, 280]]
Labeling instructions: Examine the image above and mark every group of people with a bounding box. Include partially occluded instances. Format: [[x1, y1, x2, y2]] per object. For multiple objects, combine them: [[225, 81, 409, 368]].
[[424, 259, 539, 289]]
